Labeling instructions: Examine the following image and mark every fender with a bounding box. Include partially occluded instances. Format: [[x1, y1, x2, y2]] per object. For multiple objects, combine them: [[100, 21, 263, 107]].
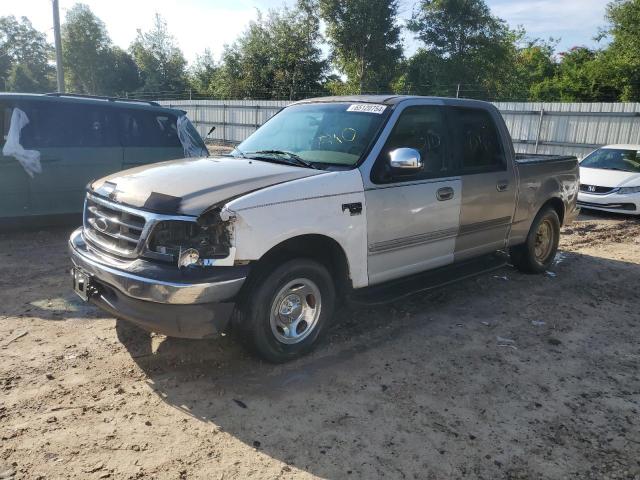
[[223, 169, 369, 288]]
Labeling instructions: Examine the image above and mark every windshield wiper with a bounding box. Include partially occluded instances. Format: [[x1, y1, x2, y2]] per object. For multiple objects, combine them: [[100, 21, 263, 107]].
[[221, 147, 246, 158], [249, 150, 320, 170]]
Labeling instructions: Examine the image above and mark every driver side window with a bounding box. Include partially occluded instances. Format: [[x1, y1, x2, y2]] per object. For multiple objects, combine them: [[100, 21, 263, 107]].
[[372, 105, 451, 184]]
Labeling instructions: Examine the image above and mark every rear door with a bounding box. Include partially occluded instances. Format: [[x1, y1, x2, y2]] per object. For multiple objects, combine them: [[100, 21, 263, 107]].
[[364, 103, 461, 285], [448, 106, 517, 261], [119, 109, 184, 169], [0, 101, 31, 219], [23, 100, 123, 216]]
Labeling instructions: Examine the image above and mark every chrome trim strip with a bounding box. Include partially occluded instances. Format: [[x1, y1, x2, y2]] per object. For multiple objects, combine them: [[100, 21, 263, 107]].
[[458, 216, 512, 236], [70, 228, 245, 304], [368, 226, 459, 255]]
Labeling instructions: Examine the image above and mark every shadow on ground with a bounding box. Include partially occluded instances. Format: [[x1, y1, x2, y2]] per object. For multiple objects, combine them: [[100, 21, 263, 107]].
[[116, 250, 640, 479]]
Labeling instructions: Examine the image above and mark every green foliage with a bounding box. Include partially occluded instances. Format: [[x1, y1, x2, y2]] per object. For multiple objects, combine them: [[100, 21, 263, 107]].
[[4, 0, 640, 103], [404, 0, 519, 99], [529, 47, 616, 101], [214, 2, 327, 99], [597, 0, 640, 100], [130, 14, 189, 95], [0, 15, 55, 92], [189, 49, 218, 96], [319, 0, 402, 94], [62, 4, 140, 95]]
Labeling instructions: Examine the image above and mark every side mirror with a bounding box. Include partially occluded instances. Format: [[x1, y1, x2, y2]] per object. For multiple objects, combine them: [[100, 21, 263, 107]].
[[389, 148, 423, 171]]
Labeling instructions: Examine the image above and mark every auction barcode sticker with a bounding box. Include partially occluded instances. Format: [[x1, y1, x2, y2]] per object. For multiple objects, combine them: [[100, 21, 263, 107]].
[[346, 104, 387, 114]]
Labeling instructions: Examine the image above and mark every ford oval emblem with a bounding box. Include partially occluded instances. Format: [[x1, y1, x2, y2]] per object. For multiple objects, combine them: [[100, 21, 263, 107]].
[[94, 217, 109, 232]]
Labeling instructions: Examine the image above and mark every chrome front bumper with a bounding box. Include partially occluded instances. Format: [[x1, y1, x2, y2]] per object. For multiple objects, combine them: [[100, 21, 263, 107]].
[[68, 228, 249, 338], [69, 228, 246, 305]]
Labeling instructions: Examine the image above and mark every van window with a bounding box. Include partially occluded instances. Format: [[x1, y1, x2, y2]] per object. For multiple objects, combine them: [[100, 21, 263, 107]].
[[449, 107, 505, 173], [17, 101, 118, 149], [372, 105, 451, 183], [1, 104, 11, 147], [119, 110, 181, 148]]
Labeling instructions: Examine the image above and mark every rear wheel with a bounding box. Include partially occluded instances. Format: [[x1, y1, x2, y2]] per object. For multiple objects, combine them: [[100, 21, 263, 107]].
[[510, 206, 560, 274], [236, 258, 335, 363]]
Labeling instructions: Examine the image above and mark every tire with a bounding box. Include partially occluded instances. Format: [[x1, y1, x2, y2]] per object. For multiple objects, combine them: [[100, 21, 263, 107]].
[[510, 206, 560, 274], [235, 258, 335, 363]]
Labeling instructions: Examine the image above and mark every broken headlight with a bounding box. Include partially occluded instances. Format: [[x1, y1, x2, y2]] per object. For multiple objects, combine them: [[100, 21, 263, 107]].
[[147, 213, 232, 266]]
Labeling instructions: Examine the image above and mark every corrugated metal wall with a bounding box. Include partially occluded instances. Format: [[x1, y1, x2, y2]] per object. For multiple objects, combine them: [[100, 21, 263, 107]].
[[495, 102, 640, 158], [161, 100, 640, 158]]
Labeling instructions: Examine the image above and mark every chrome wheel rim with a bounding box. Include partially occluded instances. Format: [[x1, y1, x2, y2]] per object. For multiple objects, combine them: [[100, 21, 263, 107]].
[[270, 278, 322, 345], [534, 219, 553, 262]]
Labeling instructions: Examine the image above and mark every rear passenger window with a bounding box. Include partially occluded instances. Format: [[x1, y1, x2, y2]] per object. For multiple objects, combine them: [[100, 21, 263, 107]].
[[119, 110, 181, 148], [18, 101, 118, 148], [373, 105, 450, 183], [449, 107, 505, 173], [1, 104, 11, 146]]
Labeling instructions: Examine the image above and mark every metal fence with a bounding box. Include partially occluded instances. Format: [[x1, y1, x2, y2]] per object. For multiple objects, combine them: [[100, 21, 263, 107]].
[[160, 99, 640, 158]]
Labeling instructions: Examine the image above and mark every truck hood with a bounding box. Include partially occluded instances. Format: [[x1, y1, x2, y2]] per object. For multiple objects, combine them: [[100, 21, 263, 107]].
[[91, 156, 326, 216], [580, 166, 640, 188]]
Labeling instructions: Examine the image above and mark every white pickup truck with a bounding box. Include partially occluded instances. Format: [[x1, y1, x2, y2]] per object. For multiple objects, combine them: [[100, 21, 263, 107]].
[[69, 95, 579, 362]]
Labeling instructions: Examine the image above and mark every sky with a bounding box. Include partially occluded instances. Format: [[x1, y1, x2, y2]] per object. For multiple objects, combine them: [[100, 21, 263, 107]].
[[1, 0, 612, 64]]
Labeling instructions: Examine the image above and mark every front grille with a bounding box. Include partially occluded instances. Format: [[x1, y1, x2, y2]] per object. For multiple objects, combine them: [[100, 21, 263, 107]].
[[579, 184, 617, 195], [83, 195, 147, 258]]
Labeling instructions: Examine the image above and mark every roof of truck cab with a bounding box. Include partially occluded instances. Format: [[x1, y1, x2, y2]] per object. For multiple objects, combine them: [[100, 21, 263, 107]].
[[0, 92, 186, 115], [293, 94, 495, 108]]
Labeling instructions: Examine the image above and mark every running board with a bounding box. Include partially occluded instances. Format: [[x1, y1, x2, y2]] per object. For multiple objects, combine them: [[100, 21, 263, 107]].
[[349, 252, 509, 306]]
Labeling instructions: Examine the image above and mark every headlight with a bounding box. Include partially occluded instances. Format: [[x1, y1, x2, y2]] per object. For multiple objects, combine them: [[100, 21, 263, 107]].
[[147, 217, 231, 266], [618, 186, 640, 194]]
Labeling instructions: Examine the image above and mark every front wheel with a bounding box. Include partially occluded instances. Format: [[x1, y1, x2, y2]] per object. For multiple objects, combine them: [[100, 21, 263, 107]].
[[510, 206, 561, 274], [236, 258, 335, 363]]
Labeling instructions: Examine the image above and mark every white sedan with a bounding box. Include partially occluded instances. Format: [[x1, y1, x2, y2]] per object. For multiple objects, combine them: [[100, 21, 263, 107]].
[[578, 144, 640, 215]]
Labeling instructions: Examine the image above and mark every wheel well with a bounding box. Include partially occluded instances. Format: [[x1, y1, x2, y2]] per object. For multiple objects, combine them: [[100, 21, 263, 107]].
[[246, 235, 351, 293], [542, 197, 565, 225]]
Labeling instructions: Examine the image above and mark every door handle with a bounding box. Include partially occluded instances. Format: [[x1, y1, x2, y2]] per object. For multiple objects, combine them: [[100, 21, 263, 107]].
[[436, 187, 454, 201], [497, 180, 509, 192]]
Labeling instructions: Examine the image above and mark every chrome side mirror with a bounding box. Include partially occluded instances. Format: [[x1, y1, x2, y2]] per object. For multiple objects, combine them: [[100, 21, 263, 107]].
[[389, 148, 423, 171]]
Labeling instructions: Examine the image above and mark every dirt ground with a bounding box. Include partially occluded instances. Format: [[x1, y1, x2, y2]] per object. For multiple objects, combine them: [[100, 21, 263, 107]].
[[1, 211, 639, 480]]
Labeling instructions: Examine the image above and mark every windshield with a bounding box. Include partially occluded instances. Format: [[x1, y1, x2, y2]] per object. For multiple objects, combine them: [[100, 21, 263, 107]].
[[581, 148, 640, 173], [233, 103, 389, 167]]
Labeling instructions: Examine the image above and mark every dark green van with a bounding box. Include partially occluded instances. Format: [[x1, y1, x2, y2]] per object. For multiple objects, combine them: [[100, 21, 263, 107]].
[[0, 93, 206, 227]]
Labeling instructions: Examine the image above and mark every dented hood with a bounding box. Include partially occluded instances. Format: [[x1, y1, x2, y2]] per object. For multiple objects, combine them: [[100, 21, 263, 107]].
[[91, 156, 326, 216]]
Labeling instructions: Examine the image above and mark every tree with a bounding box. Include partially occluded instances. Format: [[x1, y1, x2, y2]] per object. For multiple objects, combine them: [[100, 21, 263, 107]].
[[62, 4, 140, 96], [105, 47, 142, 96], [319, 0, 402, 94], [130, 14, 189, 95], [405, 0, 519, 99], [62, 3, 111, 94], [0, 15, 55, 92], [190, 49, 218, 96], [214, 2, 327, 99], [531, 47, 617, 102], [597, 0, 640, 100]]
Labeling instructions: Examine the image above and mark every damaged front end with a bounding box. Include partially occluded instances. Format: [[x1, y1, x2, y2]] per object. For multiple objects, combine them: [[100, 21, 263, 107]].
[[146, 206, 236, 268], [70, 197, 246, 339]]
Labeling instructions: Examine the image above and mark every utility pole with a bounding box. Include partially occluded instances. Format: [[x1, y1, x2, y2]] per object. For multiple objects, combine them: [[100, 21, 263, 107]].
[[52, 0, 65, 92]]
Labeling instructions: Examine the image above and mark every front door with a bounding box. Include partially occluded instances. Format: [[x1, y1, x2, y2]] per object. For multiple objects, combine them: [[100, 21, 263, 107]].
[[447, 106, 517, 261], [364, 104, 461, 285], [119, 109, 184, 169]]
